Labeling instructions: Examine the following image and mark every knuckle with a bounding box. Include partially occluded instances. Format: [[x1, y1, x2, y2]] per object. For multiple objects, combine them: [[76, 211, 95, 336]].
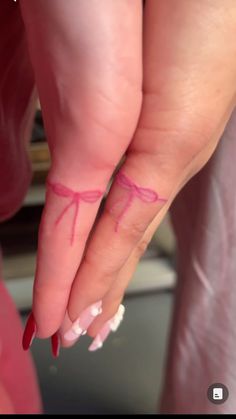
[[84, 244, 120, 277], [133, 124, 212, 178], [82, 206, 151, 280], [104, 205, 147, 241], [122, 220, 148, 241], [81, 255, 118, 297], [134, 94, 217, 172]]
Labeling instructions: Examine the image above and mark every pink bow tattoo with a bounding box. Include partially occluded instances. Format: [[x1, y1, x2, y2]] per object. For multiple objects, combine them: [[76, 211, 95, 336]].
[[47, 181, 104, 245], [114, 172, 167, 232]]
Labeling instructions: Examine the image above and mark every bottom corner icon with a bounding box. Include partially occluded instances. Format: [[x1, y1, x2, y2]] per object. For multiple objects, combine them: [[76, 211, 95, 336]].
[[207, 383, 229, 404]]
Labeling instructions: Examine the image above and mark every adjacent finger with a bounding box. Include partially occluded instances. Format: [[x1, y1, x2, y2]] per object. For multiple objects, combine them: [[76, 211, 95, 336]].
[[87, 202, 166, 337], [64, 208, 164, 348], [67, 160, 171, 327]]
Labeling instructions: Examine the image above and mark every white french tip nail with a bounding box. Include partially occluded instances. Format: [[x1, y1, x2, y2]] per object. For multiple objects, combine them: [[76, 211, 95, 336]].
[[88, 335, 103, 352], [88, 304, 125, 350], [72, 323, 83, 335], [109, 304, 125, 332], [64, 322, 84, 341], [110, 316, 122, 332], [64, 329, 80, 341], [118, 304, 125, 316], [64, 301, 102, 341], [90, 302, 102, 317]]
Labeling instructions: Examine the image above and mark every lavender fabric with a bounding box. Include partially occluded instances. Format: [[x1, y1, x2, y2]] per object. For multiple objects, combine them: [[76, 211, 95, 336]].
[[160, 109, 236, 413]]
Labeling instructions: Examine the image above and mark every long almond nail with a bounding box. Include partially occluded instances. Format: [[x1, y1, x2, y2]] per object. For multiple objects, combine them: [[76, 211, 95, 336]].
[[89, 304, 125, 352], [22, 312, 37, 350], [51, 332, 60, 358], [64, 301, 102, 341]]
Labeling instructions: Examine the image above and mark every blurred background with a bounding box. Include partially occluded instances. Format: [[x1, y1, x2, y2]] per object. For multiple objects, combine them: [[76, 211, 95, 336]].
[[0, 105, 177, 414]]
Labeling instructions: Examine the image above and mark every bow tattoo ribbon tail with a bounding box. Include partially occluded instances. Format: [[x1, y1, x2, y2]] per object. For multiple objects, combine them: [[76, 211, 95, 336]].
[[47, 181, 104, 245], [113, 172, 167, 232]]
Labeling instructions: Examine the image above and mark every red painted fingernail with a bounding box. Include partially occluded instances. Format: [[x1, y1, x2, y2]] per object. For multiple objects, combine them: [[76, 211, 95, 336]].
[[51, 332, 60, 358], [22, 312, 37, 350]]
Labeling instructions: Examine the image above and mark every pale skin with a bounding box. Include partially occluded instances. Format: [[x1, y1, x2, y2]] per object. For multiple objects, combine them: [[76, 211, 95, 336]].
[[20, 0, 236, 347]]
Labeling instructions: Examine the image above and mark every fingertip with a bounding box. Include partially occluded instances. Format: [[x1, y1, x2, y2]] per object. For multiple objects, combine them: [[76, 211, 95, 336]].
[[59, 310, 80, 348]]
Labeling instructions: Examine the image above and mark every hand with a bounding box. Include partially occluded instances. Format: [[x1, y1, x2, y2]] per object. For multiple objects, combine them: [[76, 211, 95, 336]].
[[21, 0, 236, 352]]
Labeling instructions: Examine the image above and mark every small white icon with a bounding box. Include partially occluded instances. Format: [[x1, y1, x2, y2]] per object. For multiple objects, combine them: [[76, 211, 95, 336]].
[[213, 388, 223, 400]]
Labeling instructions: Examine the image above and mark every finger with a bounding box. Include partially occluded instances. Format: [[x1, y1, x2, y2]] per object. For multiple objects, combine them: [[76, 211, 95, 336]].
[[62, 209, 163, 349], [88, 304, 125, 352], [60, 188, 167, 347], [20, 0, 142, 337], [65, 0, 236, 336], [66, 162, 171, 335], [59, 311, 76, 348], [87, 204, 165, 338]]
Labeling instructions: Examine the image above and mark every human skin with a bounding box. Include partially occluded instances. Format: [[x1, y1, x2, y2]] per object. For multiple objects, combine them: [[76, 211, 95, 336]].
[[0, 279, 41, 413], [20, 0, 236, 348], [0, 0, 35, 222]]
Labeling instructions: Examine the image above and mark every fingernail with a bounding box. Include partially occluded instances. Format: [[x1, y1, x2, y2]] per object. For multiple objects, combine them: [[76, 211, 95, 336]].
[[64, 301, 102, 341], [89, 304, 125, 352], [109, 304, 125, 332], [22, 312, 37, 350], [51, 332, 60, 358]]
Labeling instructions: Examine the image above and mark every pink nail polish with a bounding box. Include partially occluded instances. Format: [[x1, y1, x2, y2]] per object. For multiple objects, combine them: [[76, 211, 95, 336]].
[[64, 301, 102, 341], [89, 304, 125, 352], [88, 324, 110, 352]]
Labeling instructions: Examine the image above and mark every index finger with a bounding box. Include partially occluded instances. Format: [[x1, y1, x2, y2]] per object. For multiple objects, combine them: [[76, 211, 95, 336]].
[[20, 0, 142, 338]]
